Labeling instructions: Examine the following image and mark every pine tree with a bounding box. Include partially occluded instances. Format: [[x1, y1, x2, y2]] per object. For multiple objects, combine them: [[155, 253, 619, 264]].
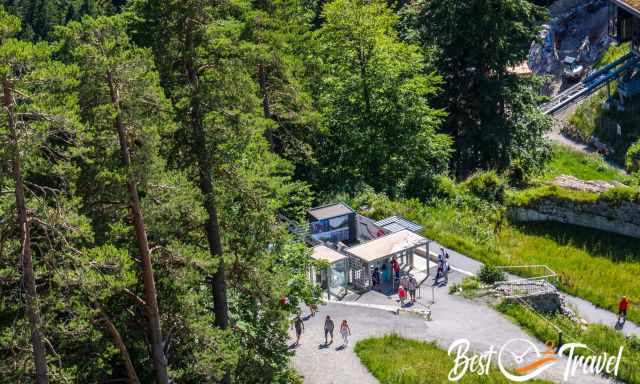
[[0, 7, 79, 383], [57, 15, 171, 383]]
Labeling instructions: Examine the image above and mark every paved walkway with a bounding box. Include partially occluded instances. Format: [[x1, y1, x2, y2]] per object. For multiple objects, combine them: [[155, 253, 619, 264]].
[[426, 240, 640, 336], [291, 279, 614, 384]]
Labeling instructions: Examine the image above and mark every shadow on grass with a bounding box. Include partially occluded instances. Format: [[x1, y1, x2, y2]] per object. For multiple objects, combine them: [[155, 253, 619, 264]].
[[515, 221, 640, 263]]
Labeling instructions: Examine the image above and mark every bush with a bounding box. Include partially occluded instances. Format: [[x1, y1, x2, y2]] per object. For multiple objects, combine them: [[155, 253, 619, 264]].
[[464, 170, 506, 203], [405, 174, 459, 202], [478, 264, 505, 284], [601, 186, 640, 204], [626, 139, 640, 174]]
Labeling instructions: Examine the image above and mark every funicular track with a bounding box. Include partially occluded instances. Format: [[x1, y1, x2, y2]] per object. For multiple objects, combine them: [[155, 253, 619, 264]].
[[541, 52, 639, 115]]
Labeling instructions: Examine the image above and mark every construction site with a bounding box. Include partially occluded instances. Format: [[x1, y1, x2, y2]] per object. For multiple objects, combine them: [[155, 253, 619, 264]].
[[534, 0, 640, 163]]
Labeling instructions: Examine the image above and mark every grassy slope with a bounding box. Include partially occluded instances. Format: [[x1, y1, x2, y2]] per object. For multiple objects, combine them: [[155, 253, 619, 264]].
[[497, 302, 640, 384], [351, 195, 640, 324], [542, 145, 628, 183], [355, 334, 551, 384], [348, 147, 640, 323]]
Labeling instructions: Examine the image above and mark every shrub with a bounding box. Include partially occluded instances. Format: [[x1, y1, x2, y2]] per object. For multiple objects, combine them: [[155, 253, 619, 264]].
[[478, 264, 505, 284], [626, 139, 640, 174], [601, 186, 640, 204], [465, 170, 506, 203]]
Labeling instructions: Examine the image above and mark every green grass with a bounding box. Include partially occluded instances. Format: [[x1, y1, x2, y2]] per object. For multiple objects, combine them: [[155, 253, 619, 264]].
[[346, 194, 640, 325], [542, 145, 628, 183], [355, 334, 551, 384], [497, 302, 640, 384]]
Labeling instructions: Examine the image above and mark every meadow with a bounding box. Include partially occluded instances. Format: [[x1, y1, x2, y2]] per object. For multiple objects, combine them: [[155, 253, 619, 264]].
[[355, 334, 551, 384], [497, 302, 640, 384]]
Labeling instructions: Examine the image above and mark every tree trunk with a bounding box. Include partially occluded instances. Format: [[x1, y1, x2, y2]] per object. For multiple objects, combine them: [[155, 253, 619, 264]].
[[184, 22, 229, 331], [96, 311, 140, 384], [3, 79, 50, 384], [183, 22, 230, 384], [258, 64, 274, 150], [106, 71, 169, 384]]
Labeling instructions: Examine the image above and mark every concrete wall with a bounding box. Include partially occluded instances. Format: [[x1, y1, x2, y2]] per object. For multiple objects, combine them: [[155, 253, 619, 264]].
[[509, 198, 640, 238]]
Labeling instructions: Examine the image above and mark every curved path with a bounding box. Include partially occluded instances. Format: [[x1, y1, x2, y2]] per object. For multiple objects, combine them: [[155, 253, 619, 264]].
[[291, 284, 614, 384], [426, 240, 640, 336]]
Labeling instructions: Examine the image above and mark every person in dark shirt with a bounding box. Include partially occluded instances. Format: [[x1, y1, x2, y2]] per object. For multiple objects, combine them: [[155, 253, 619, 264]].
[[324, 315, 335, 344], [293, 315, 304, 346]]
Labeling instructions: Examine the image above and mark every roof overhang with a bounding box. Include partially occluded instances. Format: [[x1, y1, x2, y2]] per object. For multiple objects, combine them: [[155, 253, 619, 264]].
[[311, 245, 347, 264], [612, 0, 640, 18], [345, 229, 428, 263]]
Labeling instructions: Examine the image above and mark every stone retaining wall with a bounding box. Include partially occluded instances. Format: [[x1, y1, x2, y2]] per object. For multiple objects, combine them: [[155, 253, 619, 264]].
[[509, 198, 640, 238]]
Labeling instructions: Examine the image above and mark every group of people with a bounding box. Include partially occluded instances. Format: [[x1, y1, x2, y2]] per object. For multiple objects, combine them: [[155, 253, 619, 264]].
[[371, 255, 403, 291], [433, 248, 450, 286], [397, 274, 418, 307], [292, 313, 352, 348]]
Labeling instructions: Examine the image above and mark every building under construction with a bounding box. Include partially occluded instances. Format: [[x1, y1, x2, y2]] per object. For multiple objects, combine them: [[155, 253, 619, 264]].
[[542, 0, 640, 114]]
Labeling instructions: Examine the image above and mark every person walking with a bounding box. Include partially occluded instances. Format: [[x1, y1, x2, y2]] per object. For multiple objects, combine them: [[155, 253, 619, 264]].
[[408, 275, 417, 302], [324, 315, 335, 344], [618, 296, 632, 324], [398, 285, 407, 307], [443, 254, 450, 285], [433, 257, 443, 286], [340, 320, 351, 346], [308, 302, 318, 317], [292, 315, 304, 346]]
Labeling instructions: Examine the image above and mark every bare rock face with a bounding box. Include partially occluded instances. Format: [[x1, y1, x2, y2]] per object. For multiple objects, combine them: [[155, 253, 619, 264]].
[[552, 175, 620, 193]]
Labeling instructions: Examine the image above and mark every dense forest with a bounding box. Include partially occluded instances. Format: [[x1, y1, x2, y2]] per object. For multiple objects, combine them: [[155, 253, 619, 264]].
[[0, 0, 552, 383]]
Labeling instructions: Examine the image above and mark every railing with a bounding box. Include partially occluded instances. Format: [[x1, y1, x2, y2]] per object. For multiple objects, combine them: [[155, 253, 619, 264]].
[[494, 265, 558, 298], [277, 214, 313, 243]]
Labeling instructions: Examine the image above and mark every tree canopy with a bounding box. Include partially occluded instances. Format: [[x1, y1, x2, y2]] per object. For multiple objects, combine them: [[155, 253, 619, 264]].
[[0, 0, 559, 382]]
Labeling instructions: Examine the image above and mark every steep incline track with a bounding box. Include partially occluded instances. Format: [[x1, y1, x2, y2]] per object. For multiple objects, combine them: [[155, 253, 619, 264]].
[[541, 53, 638, 115]]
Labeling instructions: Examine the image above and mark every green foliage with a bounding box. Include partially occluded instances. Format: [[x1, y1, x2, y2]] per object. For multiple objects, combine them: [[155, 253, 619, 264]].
[[478, 265, 505, 285], [498, 302, 640, 384], [594, 42, 631, 69], [310, 0, 452, 198], [449, 276, 486, 298], [508, 184, 640, 207], [355, 334, 552, 384], [1, 0, 123, 41], [464, 171, 506, 203], [626, 139, 640, 174], [568, 89, 607, 139], [411, 0, 551, 176]]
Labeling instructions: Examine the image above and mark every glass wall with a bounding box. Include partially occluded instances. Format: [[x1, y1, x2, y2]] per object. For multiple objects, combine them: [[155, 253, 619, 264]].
[[310, 214, 350, 243], [328, 259, 348, 298]]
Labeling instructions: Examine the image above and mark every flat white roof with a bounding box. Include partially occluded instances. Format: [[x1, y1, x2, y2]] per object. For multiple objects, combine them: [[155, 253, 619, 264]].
[[311, 245, 347, 263], [308, 203, 354, 221], [345, 229, 428, 262]]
